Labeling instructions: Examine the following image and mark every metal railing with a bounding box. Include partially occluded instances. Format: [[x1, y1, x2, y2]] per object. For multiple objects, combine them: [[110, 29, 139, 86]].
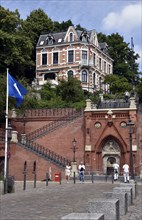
[[97, 99, 130, 109], [19, 141, 70, 168], [17, 108, 80, 118], [26, 109, 84, 141]]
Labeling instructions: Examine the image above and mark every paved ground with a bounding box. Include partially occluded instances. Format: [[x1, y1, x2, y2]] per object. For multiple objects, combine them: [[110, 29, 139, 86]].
[[0, 179, 142, 220]]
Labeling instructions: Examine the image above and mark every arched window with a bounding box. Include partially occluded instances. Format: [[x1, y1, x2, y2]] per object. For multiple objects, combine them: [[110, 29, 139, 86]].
[[82, 70, 87, 82], [68, 70, 73, 79], [70, 33, 73, 42]]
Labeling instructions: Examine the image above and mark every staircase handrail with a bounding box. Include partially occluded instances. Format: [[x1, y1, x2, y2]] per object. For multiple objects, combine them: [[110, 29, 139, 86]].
[[19, 140, 71, 168], [26, 108, 84, 141]]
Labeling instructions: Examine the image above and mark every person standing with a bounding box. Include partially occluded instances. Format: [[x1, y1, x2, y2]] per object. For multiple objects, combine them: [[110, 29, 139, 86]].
[[78, 162, 85, 183], [123, 163, 129, 183], [124, 91, 130, 102], [65, 162, 71, 183], [113, 162, 119, 181]]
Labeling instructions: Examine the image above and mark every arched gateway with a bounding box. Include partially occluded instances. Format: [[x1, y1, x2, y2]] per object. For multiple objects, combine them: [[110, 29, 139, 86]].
[[102, 139, 120, 174], [84, 98, 138, 176]]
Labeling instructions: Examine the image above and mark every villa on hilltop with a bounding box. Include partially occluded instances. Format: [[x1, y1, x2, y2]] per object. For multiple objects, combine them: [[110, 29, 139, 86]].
[[35, 26, 113, 93]]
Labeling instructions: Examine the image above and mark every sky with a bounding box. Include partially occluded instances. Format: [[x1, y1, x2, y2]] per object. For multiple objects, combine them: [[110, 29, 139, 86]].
[[1, 0, 142, 72]]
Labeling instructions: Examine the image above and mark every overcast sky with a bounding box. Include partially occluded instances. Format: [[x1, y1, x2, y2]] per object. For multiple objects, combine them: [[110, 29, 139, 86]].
[[1, 0, 142, 71]]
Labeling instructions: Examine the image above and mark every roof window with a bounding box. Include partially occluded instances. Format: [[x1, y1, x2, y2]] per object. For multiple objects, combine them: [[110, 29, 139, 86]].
[[40, 41, 44, 45]]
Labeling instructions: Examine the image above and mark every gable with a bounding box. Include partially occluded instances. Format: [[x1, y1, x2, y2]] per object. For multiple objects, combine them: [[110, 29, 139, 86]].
[[64, 26, 78, 43]]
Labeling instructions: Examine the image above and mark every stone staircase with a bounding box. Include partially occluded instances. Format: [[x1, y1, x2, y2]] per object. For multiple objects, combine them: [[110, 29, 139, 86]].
[[26, 109, 83, 141], [18, 108, 84, 169], [18, 141, 70, 168]]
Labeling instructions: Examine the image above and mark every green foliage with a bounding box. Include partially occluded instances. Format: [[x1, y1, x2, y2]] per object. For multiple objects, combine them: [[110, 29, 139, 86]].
[[56, 78, 85, 103], [104, 74, 132, 94], [0, 7, 33, 78], [137, 78, 142, 103], [22, 9, 54, 43], [0, 75, 6, 118], [53, 19, 73, 32], [98, 32, 140, 84], [0, 174, 4, 181]]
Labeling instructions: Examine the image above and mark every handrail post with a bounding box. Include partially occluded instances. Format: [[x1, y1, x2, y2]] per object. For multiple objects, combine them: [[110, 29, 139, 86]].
[[91, 172, 94, 183], [23, 161, 27, 191], [33, 160, 37, 188], [73, 171, 76, 184], [60, 172, 62, 185], [46, 172, 48, 186]]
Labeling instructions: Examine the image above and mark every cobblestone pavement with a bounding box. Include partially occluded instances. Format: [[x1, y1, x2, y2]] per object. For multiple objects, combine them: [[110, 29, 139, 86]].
[[0, 180, 142, 220]]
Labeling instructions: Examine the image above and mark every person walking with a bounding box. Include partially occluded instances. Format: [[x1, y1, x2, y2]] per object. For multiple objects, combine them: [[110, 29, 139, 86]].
[[65, 162, 71, 183], [123, 163, 129, 183], [78, 162, 85, 183], [113, 162, 119, 181]]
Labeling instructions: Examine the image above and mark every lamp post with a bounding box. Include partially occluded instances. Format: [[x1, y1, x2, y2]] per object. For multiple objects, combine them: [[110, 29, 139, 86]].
[[71, 138, 77, 162], [4, 124, 12, 194], [127, 119, 135, 180]]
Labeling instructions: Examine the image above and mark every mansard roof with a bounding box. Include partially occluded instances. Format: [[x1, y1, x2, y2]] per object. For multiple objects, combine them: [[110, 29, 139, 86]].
[[36, 26, 109, 55]]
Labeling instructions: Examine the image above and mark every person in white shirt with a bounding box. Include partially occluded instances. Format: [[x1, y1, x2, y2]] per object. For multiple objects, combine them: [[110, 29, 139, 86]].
[[123, 163, 129, 183], [65, 163, 71, 183], [113, 163, 119, 181], [78, 162, 85, 182]]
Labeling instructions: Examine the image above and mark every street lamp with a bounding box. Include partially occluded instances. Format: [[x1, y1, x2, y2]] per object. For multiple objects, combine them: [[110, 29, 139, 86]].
[[4, 123, 12, 194], [71, 138, 78, 162], [127, 119, 135, 180]]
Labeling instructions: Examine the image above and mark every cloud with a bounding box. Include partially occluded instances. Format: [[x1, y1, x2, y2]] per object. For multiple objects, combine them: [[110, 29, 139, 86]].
[[102, 3, 141, 32]]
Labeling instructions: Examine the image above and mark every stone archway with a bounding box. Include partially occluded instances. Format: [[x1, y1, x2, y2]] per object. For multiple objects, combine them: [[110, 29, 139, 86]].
[[102, 139, 120, 174]]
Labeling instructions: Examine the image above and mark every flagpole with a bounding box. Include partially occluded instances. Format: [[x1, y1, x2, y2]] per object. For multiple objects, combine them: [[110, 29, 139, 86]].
[[4, 68, 9, 194]]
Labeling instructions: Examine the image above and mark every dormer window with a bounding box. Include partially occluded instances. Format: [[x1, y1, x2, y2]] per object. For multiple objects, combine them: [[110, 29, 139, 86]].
[[69, 33, 73, 42], [46, 34, 55, 45], [80, 31, 89, 43]]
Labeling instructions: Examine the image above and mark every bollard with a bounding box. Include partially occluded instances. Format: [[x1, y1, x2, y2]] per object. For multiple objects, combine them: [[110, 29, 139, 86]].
[[23, 161, 27, 191], [111, 171, 114, 184], [73, 171, 76, 184], [46, 172, 48, 186], [91, 172, 94, 183], [60, 172, 62, 185], [33, 161, 36, 188], [105, 173, 108, 182]]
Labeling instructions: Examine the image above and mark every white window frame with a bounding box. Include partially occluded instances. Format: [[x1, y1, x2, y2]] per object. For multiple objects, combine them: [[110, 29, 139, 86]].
[[41, 52, 48, 66], [68, 49, 74, 63]]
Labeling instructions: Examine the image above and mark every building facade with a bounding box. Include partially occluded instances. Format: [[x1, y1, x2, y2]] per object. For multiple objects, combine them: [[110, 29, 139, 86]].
[[0, 96, 141, 181], [35, 26, 113, 93]]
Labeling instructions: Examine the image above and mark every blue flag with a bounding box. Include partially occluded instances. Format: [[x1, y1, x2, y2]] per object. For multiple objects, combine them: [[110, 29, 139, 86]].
[[8, 73, 28, 107]]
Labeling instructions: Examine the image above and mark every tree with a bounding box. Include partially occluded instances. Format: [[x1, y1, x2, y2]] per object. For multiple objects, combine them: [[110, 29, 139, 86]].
[[137, 78, 142, 103], [75, 24, 86, 31], [104, 74, 132, 95], [0, 75, 6, 121], [0, 6, 33, 77], [56, 78, 85, 105], [98, 32, 140, 83], [21, 9, 54, 80], [53, 19, 74, 32]]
